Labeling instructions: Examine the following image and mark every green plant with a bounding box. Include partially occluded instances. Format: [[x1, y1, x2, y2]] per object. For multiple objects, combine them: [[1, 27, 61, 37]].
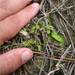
[[39, 20, 43, 25], [23, 39, 36, 47], [31, 26, 40, 33], [37, 45, 41, 51], [51, 31, 65, 44], [20, 29, 28, 36]]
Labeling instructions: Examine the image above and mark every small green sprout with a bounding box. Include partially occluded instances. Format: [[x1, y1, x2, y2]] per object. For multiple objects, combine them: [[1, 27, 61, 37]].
[[39, 20, 43, 25], [47, 30, 50, 34], [23, 39, 36, 47], [31, 26, 40, 33], [20, 30, 28, 36], [37, 45, 41, 51], [51, 31, 65, 44]]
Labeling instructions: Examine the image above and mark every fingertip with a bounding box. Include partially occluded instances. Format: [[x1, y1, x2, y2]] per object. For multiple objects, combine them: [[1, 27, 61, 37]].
[[22, 48, 33, 64], [31, 3, 40, 13], [8, 48, 33, 64], [31, 3, 40, 8], [0, 48, 33, 74]]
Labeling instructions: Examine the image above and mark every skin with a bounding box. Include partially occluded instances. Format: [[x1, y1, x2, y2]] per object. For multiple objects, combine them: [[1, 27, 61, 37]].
[[0, 0, 40, 74]]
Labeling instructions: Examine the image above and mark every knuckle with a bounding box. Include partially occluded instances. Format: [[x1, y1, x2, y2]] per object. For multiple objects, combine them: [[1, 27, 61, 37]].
[[0, 0, 13, 15], [9, 15, 21, 30]]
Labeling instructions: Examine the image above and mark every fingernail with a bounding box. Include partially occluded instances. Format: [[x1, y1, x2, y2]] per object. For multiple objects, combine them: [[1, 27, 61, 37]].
[[31, 3, 39, 7], [22, 50, 33, 64]]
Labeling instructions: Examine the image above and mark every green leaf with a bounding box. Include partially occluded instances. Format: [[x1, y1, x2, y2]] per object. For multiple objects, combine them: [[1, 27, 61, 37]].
[[36, 26, 40, 30], [47, 30, 50, 34], [49, 26, 54, 29], [31, 29, 35, 33], [31, 26, 40, 33], [31, 26, 36, 30], [46, 25, 50, 28], [45, 25, 54, 30], [51, 31, 65, 44], [23, 39, 36, 47], [23, 40, 30, 47], [20, 30, 28, 36], [33, 40, 37, 45], [31, 27, 36, 33], [37, 45, 41, 51], [39, 20, 43, 24]]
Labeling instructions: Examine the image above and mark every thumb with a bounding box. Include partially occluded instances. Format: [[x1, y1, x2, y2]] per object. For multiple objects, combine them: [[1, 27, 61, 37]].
[[0, 48, 33, 75]]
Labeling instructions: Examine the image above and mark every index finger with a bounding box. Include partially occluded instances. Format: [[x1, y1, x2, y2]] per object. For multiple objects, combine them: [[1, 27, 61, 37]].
[[0, 0, 32, 20]]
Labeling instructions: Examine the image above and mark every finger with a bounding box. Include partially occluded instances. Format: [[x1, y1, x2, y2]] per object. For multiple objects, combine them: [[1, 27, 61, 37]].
[[0, 48, 33, 74], [0, 0, 32, 20], [0, 3, 40, 45]]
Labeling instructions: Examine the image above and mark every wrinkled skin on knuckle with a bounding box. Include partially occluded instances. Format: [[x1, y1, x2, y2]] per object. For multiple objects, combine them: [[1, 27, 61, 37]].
[[8, 15, 21, 29], [0, 0, 14, 19], [0, 0, 9, 12]]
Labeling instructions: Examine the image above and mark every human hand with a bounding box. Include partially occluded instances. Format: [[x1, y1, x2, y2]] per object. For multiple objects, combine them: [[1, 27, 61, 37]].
[[0, 0, 40, 74]]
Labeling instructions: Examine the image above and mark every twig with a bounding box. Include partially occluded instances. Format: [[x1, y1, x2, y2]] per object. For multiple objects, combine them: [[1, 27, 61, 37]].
[[47, 68, 60, 75]]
